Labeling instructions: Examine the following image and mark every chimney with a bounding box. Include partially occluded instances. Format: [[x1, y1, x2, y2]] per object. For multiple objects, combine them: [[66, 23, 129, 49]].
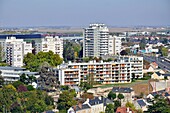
[[86, 98, 89, 103], [127, 107, 129, 112], [99, 96, 102, 100]]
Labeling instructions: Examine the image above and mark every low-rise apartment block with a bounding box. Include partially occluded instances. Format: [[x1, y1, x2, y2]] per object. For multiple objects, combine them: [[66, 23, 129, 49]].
[[0, 66, 39, 84], [55, 56, 143, 85]]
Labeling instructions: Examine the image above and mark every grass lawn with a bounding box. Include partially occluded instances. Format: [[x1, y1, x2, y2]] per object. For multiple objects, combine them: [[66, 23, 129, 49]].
[[96, 79, 152, 95], [98, 80, 149, 88]]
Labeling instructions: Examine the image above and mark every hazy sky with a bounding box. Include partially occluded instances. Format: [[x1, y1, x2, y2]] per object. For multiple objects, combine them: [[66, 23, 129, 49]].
[[0, 0, 170, 27]]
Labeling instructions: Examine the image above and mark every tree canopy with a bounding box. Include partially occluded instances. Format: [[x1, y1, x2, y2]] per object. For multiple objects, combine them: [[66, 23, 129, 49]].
[[23, 51, 63, 71], [105, 104, 114, 113], [147, 97, 170, 113], [0, 83, 54, 113], [57, 90, 77, 111], [108, 91, 116, 100], [63, 40, 82, 62]]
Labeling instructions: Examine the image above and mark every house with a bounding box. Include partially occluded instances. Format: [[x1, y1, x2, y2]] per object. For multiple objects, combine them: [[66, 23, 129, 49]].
[[112, 87, 135, 105], [150, 62, 158, 69], [143, 62, 161, 73], [67, 104, 91, 113], [116, 107, 134, 113], [136, 99, 148, 111], [67, 97, 112, 113], [147, 89, 170, 100], [151, 72, 170, 80]]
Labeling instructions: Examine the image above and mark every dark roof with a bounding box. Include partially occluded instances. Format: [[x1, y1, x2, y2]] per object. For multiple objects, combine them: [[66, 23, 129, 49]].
[[165, 92, 170, 97], [150, 89, 166, 96], [73, 104, 90, 111], [162, 74, 170, 77], [112, 87, 133, 93], [137, 99, 146, 107], [88, 97, 112, 106], [89, 97, 103, 106], [155, 72, 161, 76], [44, 110, 55, 113]]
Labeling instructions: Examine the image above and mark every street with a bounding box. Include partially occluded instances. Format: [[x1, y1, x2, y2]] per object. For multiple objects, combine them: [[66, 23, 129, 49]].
[[143, 55, 170, 72]]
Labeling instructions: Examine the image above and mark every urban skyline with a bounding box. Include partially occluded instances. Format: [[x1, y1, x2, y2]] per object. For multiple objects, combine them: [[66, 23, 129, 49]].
[[0, 0, 170, 27]]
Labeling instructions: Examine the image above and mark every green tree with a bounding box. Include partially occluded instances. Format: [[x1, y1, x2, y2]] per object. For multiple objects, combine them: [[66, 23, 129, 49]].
[[108, 91, 116, 100], [20, 73, 27, 84], [63, 40, 81, 62], [87, 74, 95, 87], [0, 71, 4, 86], [105, 104, 114, 113], [161, 47, 168, 56], [117, 93, 124, 104], [12, 81, 24, 89], [23, 51, 63, 71], [125, 101, 136, 111], [114, 100, 121, 112], [147, 98, 170, 113], [0, 85, 17, 112], [27, 85, 35, 91], [57, 90, 77, 111], [132, 73, 135, 81]]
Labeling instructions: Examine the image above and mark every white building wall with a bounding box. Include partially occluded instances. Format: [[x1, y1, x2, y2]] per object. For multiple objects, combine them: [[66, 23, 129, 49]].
[[35, 36, 63, 58], [5, 37, 32, 67], [83, 24, 109, 58]]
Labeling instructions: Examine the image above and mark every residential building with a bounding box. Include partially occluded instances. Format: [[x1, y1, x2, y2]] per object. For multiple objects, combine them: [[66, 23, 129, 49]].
[[0, 66, 39, 84], [67, 97, 112, 113], [111, 87, 135, 105], [55, 56, 143, 85], [135, 99, 150, 111], [151, 72, 170, 80], [108, 35, 122, 55], [5, 37, 32, 67], [116, 107, 134, 113], [83, 24, 109, 57], [35, 36, 63, 58]]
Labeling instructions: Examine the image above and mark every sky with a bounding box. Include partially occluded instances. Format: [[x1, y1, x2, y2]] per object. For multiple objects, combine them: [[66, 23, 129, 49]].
[[0, 0, 170, 27]]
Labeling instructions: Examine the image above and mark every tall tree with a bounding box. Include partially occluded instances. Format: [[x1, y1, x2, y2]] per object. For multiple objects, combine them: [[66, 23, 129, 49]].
[[108, 91, 116, 100], [117, 93, 124, 104], [57, 90, 77, 111], [161, 47, 168, 56], [147, 98, 170, 113], [0, 71, 4, 86]]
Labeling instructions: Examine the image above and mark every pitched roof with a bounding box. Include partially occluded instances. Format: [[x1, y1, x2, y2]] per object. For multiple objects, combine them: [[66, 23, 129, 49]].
[[112, 87, 133, 93], [116, 107, 134, 113], [163, 74, 170, 77], [164, 92, 170, 97], [137, 99, 146, 107], [151, 62, 158, 67], [155, 72, 161, 76], [73, 104, 90, 111], [88, 97, 112, 106]]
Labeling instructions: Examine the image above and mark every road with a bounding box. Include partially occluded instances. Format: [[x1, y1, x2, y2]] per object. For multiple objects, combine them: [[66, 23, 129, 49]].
[[143, 55, 170, 72]]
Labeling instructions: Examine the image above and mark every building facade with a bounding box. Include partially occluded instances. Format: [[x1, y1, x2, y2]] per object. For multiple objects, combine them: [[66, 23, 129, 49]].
[[108, 35, 122, 55], [5, 37, 32, 67], [56, 56, 143, 85], [0, 66, 39, 84], [35, 36, 63, 58], [83, 24, 109, 58]]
